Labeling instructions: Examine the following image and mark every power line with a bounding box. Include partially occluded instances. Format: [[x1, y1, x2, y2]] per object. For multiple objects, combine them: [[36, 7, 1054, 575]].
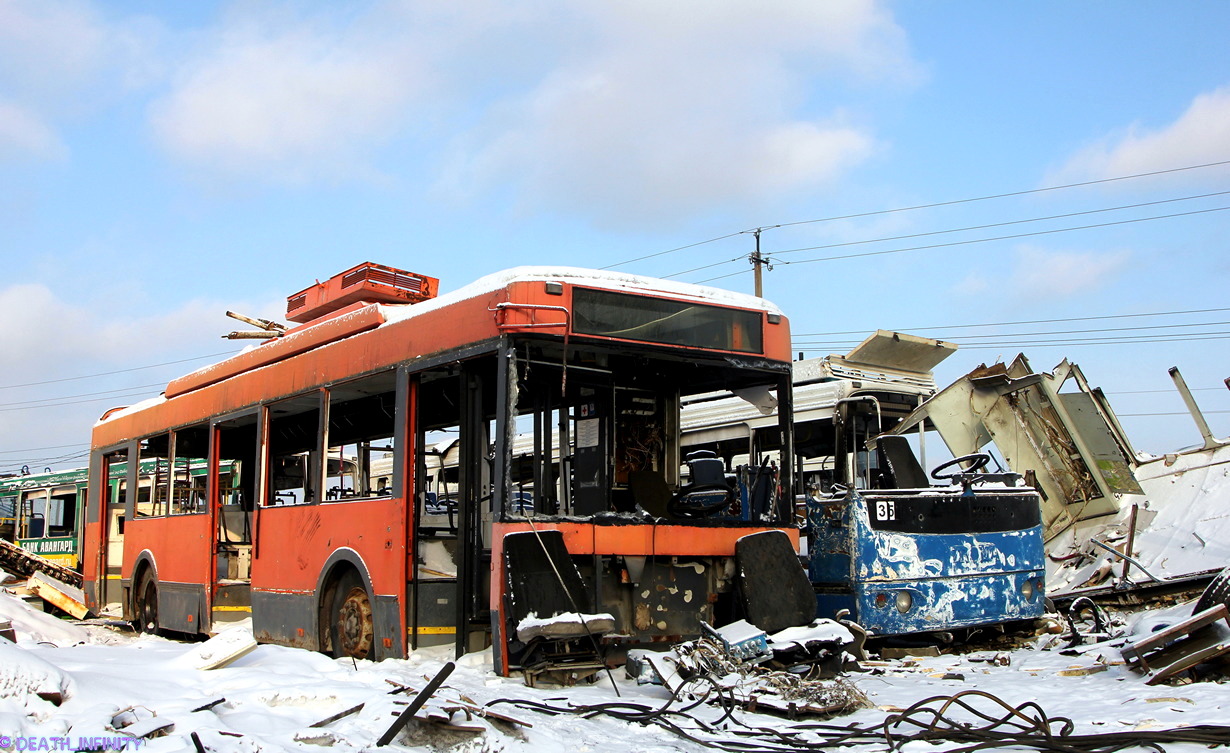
[[600, 231, 745, 271], [794, 321, 1230, 347], [757, 159, 1230, 233], [776, 205, 1230, 267], [954, 335, 1230, 348], [691, 204, 1230, 283], [0, 382, 166, 409], [797, 333, 1230, 350], [795, 307, 1230, 337], [0, 388, 161, 413], [0, 351, 236, 391], [604, 157, 1230, 271], [1112, 387, 1226, 395], [0, 442, 89, 455], [0, 450, 90, 474], [1119, 411, 1230, 417], [769, 190, 1230, 259]]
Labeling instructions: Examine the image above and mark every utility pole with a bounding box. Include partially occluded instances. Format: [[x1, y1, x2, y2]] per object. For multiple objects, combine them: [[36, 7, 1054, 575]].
[[748, 228, 772, 297]]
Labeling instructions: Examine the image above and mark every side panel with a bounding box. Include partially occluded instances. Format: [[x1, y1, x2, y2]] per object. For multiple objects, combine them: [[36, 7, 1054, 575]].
[[250, 496, 408, 659], [122, 514, 212, 631]]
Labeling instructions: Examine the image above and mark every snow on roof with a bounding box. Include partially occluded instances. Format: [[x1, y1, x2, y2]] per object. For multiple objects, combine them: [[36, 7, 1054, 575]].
[[94, 394, 166, 427], [121, 267, 780, 423], [380, 265, 782, 325]]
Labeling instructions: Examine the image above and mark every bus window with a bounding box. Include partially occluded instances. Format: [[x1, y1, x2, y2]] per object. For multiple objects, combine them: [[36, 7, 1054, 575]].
[[216, 413, 258, 511], [173, 424, 209, 514], [48, 485, 77, 537], [20, 490, 48, 538], [0, 493, 15, 541], [324, 372, 398, 501], [266, 393, 322, 506]]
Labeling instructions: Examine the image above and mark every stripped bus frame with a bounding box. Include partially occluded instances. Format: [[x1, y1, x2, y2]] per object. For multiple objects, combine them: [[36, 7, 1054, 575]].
[[80, 264, 797, 674]]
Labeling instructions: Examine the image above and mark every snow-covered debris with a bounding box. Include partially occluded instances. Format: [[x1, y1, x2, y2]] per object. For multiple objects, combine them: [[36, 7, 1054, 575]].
[[0, 590, 89, 646], [172, 622, 258, 670], [769, 619, 855, 650], [515, 611, 615, 641], [0, 640, 75, 705]]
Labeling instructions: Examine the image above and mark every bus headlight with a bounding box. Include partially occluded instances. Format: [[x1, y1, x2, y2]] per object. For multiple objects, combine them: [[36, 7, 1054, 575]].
[[895, 590, 913, 613], [1022, 579, 1035, 600]]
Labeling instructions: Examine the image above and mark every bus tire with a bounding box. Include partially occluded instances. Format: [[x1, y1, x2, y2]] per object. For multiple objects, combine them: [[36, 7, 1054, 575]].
[[1193, 566, 1230, 615], [134, 574, 159, 635], [329, 570, 374, 660]]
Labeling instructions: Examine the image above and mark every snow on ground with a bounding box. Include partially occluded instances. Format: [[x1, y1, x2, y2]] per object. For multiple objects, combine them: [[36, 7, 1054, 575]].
[[2, 592, 1230, 753]]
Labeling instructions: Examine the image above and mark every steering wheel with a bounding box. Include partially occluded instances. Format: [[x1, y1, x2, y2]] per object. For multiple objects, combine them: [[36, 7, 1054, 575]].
[[930, 452, 991, 481]]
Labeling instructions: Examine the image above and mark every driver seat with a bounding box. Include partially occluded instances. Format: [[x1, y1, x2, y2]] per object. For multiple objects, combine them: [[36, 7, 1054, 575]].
[[878, 435, 929, 489]]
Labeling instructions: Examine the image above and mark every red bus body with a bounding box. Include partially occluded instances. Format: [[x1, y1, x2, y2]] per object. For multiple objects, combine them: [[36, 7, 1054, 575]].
[[81, 265, 795, 671]]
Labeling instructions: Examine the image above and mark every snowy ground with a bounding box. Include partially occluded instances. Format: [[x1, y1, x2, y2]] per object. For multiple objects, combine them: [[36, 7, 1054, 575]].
[[3, 591, 1230, 753]]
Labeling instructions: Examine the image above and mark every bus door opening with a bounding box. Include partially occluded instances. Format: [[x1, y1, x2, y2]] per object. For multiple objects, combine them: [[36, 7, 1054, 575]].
[[100, 448, 128, 608], [213, 412, 259, 624], [411, 364, 494, 654]]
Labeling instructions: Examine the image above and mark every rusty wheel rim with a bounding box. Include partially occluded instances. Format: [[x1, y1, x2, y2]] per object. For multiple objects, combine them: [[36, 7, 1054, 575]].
[[337, 586, 373, 659]]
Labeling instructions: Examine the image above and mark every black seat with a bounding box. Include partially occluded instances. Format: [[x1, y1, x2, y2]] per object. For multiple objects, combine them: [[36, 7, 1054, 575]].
[[735, 530, 816, 633], [879, 435, 930, 489], [685, 450, 728, 490], [501, 530, 614, 684]]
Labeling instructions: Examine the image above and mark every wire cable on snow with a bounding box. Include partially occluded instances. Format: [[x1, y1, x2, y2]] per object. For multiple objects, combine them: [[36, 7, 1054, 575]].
[[490, 688, 1230, 753]]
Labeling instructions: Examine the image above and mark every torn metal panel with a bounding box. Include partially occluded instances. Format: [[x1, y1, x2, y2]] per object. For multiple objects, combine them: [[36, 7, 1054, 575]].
[[890, 356, 1141, 540], [28, 571, 91, 619]]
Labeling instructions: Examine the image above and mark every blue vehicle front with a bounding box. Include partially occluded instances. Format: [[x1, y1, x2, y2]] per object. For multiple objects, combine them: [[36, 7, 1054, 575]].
[[810, 480, 1046, 636]]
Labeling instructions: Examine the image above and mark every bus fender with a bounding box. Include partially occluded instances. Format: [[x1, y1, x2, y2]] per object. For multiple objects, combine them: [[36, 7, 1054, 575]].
[[315, 548, 403, 661]]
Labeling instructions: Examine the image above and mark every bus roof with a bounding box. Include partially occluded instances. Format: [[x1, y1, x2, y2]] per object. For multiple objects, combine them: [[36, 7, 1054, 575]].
[[378, 266, 782, 326], [95, 266, 787, 430]]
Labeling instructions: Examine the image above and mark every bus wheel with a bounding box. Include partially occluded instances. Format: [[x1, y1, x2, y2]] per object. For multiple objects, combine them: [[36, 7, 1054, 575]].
[[332, 572, 374, 660], [135, 576, 159, 634]]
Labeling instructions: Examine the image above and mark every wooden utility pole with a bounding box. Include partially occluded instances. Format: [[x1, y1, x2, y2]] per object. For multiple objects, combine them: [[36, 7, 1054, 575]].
[[749, 228, 771, 297]]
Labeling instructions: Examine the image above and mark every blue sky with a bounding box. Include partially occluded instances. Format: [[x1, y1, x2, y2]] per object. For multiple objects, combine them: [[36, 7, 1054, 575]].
[[2, 0, 1228, 474]]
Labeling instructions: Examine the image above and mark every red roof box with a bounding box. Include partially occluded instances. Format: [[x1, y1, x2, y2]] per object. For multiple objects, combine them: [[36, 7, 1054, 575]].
[[286, 262, 439, 324]]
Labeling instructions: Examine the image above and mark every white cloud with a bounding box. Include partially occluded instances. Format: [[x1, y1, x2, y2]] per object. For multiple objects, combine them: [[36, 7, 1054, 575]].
[[953, 245, 1130, 301], [1011, 246, 1130, 298], [0, 283, 255, 365], [438, 0, 910, 227], [1051, 85, 1230, 182], [146, 1, 913, 222], [0, 0, 159, 165], [0, 0, 109, 98], [0, 99, 66, 162], [149, 10, 433, 185]]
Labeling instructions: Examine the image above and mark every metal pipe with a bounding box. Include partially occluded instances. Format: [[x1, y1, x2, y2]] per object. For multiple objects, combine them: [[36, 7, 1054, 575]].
[[1090, 538, 1164, 584], [1169, 366, 1218, 450], [837, 396, 882, 488]]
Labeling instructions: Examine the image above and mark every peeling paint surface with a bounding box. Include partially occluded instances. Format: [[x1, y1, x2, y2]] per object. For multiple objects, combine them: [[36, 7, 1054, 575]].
[[809, 489, 1046, 635]]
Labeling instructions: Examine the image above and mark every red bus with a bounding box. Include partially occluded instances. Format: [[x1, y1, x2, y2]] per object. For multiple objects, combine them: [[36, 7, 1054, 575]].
[[80, 262, 796, 675]]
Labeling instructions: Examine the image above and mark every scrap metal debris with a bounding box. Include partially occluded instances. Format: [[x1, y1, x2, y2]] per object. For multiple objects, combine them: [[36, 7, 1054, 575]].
[[626, 618, 869, 718], [376, 661, 455, 746], [1121, 603, 1230, 685]]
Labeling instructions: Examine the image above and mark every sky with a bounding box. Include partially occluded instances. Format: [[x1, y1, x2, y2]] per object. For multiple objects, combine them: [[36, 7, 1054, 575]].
[[1, 0, 1228, 475]]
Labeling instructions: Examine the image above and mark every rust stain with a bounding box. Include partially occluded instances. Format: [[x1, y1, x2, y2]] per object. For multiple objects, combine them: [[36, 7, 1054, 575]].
[[633, 603, 651, 631]]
